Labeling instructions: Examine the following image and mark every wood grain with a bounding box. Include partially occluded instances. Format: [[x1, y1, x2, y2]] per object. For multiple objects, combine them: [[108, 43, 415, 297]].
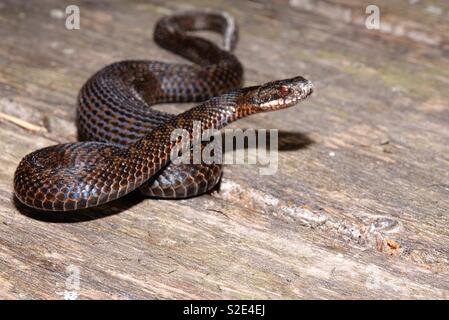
[[1, 0, 449, 299]]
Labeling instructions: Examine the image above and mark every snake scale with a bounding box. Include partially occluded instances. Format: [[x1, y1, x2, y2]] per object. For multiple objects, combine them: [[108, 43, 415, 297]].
[[13, 10, 314, 211]]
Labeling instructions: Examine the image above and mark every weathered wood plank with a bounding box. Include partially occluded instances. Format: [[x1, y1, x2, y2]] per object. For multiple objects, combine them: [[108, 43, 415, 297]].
[[1, 0, 449, 299]]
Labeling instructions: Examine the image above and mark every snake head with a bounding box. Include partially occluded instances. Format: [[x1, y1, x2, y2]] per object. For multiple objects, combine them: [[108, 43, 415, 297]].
[[250, 76, 314, 111]]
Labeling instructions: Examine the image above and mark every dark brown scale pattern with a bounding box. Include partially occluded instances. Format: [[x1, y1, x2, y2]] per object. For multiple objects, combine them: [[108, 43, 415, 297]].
[[13, 10, 314, 211]]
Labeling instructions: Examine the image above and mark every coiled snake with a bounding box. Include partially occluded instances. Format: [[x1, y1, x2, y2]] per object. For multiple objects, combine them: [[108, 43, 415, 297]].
[[13, 10, 314, 211]]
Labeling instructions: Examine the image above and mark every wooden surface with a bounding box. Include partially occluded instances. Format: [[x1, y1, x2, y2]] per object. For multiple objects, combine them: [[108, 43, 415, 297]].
[[1, 0, 449, 299]]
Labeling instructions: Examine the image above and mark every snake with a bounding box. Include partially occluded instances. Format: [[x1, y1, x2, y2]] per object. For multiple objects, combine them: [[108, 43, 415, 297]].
[[13, 10, 314, 211]]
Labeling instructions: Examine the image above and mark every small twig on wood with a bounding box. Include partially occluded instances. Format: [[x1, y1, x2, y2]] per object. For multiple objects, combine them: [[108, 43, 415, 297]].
[[207, 208, 229, 219], [0, 111, 47, 133]]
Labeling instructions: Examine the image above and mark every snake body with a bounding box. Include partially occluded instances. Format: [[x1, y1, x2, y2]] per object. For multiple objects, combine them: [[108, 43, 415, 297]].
[[14, 11, 313, 211]]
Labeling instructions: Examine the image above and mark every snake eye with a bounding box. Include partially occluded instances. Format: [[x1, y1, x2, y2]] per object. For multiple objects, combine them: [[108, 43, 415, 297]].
[[280, 85, 290, 95]]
